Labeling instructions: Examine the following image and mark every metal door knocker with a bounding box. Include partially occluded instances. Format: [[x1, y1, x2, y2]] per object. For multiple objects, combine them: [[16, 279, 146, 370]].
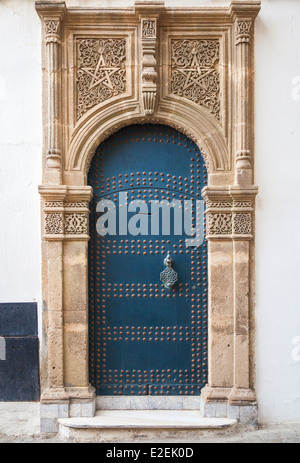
[[160, 251, 178, 290]]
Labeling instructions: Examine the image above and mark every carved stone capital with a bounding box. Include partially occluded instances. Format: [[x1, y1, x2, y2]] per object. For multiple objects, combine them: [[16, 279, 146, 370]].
[[39, 186, 92, 240], [203, 186, 257, 239], [44, 19, 61, 44], [232, 212, 252, 235], [235, 18, 252, 45], [36, 1, 66, 44]]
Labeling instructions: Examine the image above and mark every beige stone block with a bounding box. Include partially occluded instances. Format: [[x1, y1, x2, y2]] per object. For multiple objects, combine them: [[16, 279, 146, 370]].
[[47, 241, 63, 260], [48, 327, 64, 387], [48, 311, 63, 329], [63, 241, 88, 312], [209, 333, 234, 388], [210, 316, 234, 335], [209, 242, 234, 318], [64, 311, 87, 324], [47, 256, 63, 311], [235, 314, 249, 336], [234, 335, 250, 389], [64, 324, 89, 388]]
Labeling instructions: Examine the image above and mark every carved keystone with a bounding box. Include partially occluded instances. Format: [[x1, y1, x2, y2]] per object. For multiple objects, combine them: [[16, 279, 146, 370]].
[[135, 2, 164, 116]]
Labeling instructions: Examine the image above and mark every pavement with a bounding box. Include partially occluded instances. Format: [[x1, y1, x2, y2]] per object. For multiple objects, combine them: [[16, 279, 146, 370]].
[[0, 422, 299, 443], [0, 403, 299, 443]]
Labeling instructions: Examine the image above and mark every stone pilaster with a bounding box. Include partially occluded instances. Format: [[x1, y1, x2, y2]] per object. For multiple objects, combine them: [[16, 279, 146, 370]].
[[234, 18, 253, 187], [229, 186, 257, 406], [200, 186, 258, 420], [39, 185, 95, 433], [36, 2, 66, 184], [40, 186, 68, 408]]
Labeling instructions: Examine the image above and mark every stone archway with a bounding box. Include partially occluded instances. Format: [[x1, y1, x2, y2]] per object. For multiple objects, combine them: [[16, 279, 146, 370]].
[[36, 0, 261, 432]]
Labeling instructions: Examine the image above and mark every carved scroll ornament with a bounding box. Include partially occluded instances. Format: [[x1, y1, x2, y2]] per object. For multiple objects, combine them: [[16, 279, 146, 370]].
[[76, 38, 126, 120], [205, 197, 254, 237], [171, 39, 220, 120], [44, 201, 89, 237]]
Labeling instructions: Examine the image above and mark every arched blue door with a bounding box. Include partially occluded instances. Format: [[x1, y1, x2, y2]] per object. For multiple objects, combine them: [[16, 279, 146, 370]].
[[88, 124, 208, 396]]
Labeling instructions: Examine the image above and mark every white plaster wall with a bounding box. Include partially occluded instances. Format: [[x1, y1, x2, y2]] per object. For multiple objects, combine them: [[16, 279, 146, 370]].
[[0, 2, 42, 432], [0, 0, 299, 425], [0, 0, 42, 306], [255, 0, 300, 424]]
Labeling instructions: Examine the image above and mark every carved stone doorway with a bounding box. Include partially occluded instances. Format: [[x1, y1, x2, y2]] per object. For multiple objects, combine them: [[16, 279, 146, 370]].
[[35, 0, 261, 432]]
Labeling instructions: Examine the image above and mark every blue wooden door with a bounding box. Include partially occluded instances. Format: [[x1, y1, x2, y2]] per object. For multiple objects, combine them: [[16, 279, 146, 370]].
[[88, 124, 208, 396]]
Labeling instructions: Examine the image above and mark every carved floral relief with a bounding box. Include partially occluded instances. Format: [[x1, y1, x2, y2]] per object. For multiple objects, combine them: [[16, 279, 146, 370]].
[[76, 38, 126, 120], [171, 39, 220, 120], [45, 213, 64, 235], [207, 212, 232, 235], [64, 213, 88, 235]]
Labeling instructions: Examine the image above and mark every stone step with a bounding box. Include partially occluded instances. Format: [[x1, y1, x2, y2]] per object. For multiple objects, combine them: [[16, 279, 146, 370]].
[[58, 410, 237, 442]]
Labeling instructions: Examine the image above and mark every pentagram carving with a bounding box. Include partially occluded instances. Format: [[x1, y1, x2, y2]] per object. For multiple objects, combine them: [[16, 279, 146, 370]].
[[76, 38, 126, 120], [171, 39, 220, 120]]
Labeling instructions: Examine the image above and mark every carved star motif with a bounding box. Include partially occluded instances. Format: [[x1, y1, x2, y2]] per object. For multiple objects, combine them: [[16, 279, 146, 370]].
[[171, 39, 220, 120], [81, 47, 121, 92], [176, 49, 215, 92], [76, 38, 126, 119]]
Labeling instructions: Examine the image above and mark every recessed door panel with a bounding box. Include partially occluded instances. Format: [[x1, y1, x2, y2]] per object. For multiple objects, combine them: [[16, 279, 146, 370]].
[[88, 124, 208, 396]]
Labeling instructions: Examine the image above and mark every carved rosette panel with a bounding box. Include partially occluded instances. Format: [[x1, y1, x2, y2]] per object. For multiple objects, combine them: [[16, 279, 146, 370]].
[[205, 197, 254, 237], [171, 39, 220, 120], [233, 212, 252, 235], [45, 213, 64, 235], [44, 201, 89, 237], [207, 212, 232, 235], [76, 38, 126, 120], [64, 213, 88, 235]]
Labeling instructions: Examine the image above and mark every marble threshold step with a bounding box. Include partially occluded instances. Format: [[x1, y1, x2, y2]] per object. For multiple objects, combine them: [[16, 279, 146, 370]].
[[58, 410, 237, 442]]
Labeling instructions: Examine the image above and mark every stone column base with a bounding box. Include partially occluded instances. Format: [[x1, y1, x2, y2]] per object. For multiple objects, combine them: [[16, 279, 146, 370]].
[[40, 398, 96, 433], [40, 386, 96, 433], [200, 395, 258, 427]]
